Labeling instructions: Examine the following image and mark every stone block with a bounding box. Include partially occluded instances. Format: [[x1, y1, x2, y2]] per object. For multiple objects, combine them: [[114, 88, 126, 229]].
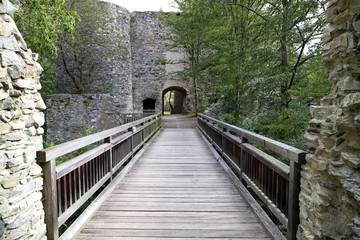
[[341, 151, 360, 167], [31, 112, 44, 128], [13, 78, 35, 89], [9, 120, 25, 130], [338, 76, 360, 91], [3, 131, 23, 141], [8, 65, 25, 79], [333, 9, 352, 25], [344, 178, 360, 202], [0, 122, 10, 134], [35, 97, 46, 110], [25, 62, 43, 78], [0, 50, 23, 67], [0, 35, 18, 51], [310, 106, 337, 119], [348, 32, 359, 51], [1, 175, 19, 188], [348, 136, 360, 150], [331, 33, 348, 50], [341, 92, 360, 109], [0, 89, 8, 101], [0, 19, 14, 37], [315, 148, 332, 160], [349, 0, 360, 15], [304, 133, 320, 146]]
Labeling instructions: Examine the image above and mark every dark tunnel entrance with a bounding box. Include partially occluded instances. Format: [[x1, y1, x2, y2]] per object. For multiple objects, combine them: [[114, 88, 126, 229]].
[[162, 87, 187, 115], [143, 98, 156, 115]]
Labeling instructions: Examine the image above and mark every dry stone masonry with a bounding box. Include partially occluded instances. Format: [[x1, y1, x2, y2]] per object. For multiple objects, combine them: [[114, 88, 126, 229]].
[[55, 2, 195, 116], [130, 11, 194, 113], [0, 0, 46, 239], [46, 94, 122, 143], [51, 3, 195, 142], [299, 0, 360, 239], [56, 3, 133, 112]]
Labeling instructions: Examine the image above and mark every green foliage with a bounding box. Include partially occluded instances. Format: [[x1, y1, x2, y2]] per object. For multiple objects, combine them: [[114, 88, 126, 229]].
[[14, 0, 79, 56], [14, 0, 80, 98], [164, 0, 331, 150]]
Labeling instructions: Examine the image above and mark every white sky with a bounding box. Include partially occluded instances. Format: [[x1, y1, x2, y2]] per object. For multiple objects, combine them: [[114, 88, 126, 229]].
[[102, 0, 178, 12]]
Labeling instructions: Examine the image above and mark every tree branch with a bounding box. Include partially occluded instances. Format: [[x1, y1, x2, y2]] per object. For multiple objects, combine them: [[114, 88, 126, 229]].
[[227, 3, 268, 21]]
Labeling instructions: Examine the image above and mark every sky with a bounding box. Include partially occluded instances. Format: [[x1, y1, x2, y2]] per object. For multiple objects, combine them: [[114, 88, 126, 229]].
[[102, 0, 178, 12]]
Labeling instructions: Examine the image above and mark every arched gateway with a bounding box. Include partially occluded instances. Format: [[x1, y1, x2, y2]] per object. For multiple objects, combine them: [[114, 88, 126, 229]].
[[162, 86, 187, 115]]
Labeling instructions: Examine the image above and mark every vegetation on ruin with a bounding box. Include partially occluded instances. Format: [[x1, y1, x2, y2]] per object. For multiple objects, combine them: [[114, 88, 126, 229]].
[[14, 0, 116, 97], [161, 0, 332, 150]]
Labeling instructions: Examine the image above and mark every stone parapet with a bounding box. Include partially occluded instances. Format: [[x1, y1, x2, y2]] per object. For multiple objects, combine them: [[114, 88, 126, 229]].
[[298, 0, 360, 239], [0, 1, 46, 238]]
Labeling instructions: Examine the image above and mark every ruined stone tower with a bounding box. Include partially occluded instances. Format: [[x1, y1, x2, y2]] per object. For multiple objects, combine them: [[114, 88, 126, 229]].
[[50, 1, 195, 141]]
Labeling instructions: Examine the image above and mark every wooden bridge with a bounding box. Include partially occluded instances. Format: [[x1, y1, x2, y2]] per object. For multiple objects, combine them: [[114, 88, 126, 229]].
[[37, 114, 306, 240]]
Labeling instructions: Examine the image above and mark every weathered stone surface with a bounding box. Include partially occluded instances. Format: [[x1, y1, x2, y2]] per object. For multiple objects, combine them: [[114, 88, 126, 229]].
[[0, 123, 11, 134], [46, 94, 123, 142], [13, 78, 34, 89], [0, 6, 46, 239], [55, 3, 195, 117], [0, 35, 18, 51], [0, 50, 23, 67], [1, 175, 19, 188], [7, 65, 25, 79], [299, 1, 360, 239], [0, 88, 8, 101]]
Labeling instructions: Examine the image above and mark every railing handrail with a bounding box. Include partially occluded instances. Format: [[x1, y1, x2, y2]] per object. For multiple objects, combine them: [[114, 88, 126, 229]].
[[198, 114, 306, 163], [197, 114, 306, 240], [37, 113, 161, 162], [38, 113, 162, 240]]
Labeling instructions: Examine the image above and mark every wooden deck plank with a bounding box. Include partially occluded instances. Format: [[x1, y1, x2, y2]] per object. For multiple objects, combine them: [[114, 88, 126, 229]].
[[75, 128, 272, 239]]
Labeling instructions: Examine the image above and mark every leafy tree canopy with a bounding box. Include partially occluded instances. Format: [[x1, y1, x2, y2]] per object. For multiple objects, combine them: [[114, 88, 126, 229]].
[[162, 0, 331, 149], [14, 0, 80, 56]]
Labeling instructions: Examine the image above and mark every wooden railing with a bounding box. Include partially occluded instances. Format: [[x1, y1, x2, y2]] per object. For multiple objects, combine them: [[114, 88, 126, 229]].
[[197, 114, 306, 240], [37, 114, 161, 240], [120, 112, 155, 124]]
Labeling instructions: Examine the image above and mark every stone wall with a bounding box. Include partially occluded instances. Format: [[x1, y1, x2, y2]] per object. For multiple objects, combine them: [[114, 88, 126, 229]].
[[131, 11, 194, 113], [299, 0, 360, 239], [46, 94, 122, 143], [56, 2, 133, 112], [55, 4, 195, 114], [0, 1, 46, 238]]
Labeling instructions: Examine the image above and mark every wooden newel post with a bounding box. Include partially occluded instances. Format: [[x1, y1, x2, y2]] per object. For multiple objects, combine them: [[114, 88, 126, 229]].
[[288, 153, 306, 240], [105, 136, 113, 180], [130, 126, 135, 158], [221, 126, 227, 156], [141, 122, 145, 143], [40, 159, 59, 240]]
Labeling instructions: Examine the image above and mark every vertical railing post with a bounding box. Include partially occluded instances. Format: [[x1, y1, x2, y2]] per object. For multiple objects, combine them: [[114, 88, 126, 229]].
[[130, 127, 135, 158], [141, 122, 145, 144], [221, 126, 227, 156], [288, 154, 305, 240], [105, 136, 113, 180], [40, 159, 59, 240], [240, 136, 248, 179]]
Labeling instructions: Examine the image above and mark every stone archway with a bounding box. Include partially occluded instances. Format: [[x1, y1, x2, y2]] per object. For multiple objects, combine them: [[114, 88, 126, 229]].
[[162, 86, 187, 115]]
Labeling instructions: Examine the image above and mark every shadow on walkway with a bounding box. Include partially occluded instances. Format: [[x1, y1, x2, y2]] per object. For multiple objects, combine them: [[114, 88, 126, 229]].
[[162, 114, 197, 128]]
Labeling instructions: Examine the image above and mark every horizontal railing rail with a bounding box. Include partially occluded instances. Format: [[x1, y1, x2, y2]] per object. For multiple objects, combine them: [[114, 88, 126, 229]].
[[197, 114, 306, 240], [120, 112, 155, 124], [37, 114, 161, 240]]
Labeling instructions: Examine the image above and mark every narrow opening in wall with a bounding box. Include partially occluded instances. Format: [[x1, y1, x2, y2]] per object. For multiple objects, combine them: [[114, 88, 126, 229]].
[[143, 98, 156, 115]]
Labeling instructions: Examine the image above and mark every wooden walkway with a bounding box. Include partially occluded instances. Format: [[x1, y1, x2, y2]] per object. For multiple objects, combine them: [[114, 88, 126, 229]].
[[76, 128, 271, 239]]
